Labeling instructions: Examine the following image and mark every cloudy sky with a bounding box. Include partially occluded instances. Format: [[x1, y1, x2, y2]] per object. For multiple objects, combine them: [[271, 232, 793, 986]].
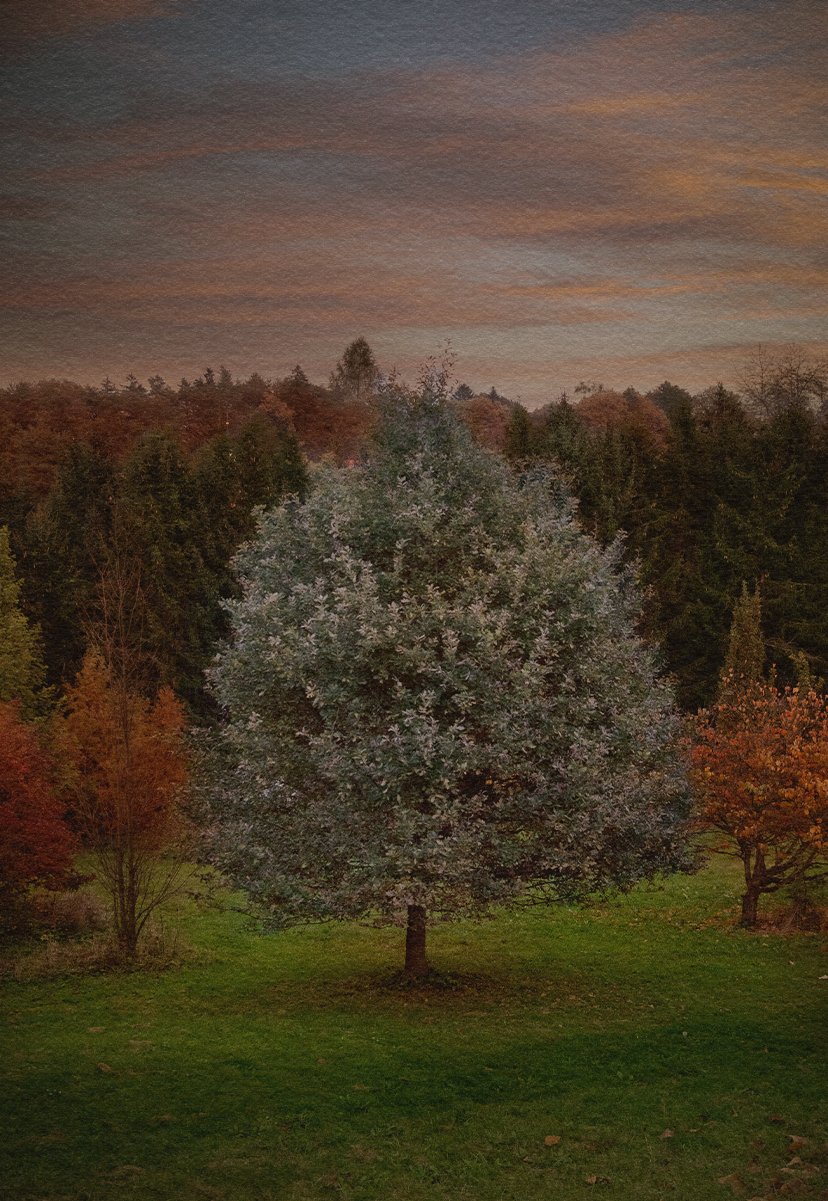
[[2, 0, 826, 403]]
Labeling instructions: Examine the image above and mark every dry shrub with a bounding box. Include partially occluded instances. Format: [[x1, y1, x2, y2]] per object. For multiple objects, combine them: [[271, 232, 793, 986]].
[[30, 887, 110, 935], [12, 920, 194, 980]]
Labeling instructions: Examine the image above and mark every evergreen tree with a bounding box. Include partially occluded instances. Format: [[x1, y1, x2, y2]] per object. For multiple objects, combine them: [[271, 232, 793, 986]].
[[23, 443, 115, 688], [648, 381, 693, 419], [200, 383, 690, 977], [633, 389, 758, 709], [0, 527, 50, 718], [502, 403, 536, 462], [114, 431, 217, 710], [720, 583, 765, 695]]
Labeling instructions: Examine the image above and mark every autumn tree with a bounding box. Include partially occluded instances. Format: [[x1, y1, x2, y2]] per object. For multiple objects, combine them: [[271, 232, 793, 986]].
[[690, 588, 828, 927], [0, 700, 80, 930], [60, 650, 190, 955], [59, 536, 191, 956], [454, 395, 510, 452], [200, 382, 690, 978]]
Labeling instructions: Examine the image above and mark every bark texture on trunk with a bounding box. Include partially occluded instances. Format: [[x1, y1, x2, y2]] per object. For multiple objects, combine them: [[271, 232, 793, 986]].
[[740, 886, 760, 929], [740, 845, 765, 929], [404, 904, 429, 978]]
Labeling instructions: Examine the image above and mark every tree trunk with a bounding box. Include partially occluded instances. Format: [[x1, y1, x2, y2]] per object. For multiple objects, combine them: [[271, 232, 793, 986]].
[[404, 904, 429, 978], [740, 886, 761, 929]]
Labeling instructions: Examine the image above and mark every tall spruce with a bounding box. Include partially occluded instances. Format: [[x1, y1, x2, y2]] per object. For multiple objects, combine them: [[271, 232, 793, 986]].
[[720, 583, 765, 697]]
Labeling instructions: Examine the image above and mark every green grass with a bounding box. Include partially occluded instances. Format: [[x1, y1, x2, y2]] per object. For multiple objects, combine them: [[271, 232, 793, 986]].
[[2, 858, 827, 1200]]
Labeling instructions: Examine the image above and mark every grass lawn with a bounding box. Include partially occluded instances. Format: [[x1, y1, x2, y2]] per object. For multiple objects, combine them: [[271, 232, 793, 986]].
[[2, 856, 827, 1200]]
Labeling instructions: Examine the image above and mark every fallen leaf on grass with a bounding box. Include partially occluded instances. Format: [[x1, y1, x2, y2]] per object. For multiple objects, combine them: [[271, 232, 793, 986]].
[[659, 1130, 675, 1139], [788, 1136, 809, 1150], [96, 1063, 113, 1073], [717, 1171, 745, 1193], [87, 1026, 104, 1033], [544, 1135, 561, 1146], [585, 1175, 611, 1185]]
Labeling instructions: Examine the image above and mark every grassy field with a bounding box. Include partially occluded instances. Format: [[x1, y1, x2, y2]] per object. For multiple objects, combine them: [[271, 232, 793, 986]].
[[2, 857, 827, 1201]]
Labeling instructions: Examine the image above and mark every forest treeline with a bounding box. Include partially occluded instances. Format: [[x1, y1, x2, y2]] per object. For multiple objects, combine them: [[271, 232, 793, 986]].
[[1, 341, 827, 716]]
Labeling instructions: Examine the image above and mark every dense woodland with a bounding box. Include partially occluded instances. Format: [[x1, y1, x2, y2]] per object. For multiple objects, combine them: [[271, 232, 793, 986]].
[[1, 341, 826, 718], [2, 338, 828, 944]]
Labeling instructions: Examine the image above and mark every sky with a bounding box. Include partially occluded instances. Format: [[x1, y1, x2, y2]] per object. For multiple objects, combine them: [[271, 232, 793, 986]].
[[2, 0, 826, 405]]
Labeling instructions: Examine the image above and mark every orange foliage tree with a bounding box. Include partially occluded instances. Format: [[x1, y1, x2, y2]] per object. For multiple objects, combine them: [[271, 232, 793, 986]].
[[690, 586, 828, 927], [691, 681, 828, 927], [576, 388, 669, 449], [60, 651, 190, 955]]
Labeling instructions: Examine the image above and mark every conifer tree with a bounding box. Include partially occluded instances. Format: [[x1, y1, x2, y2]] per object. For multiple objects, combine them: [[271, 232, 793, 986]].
[[0, 527, 50, 718], [503, 403, 536, 462], [718, 582, 765, 708]]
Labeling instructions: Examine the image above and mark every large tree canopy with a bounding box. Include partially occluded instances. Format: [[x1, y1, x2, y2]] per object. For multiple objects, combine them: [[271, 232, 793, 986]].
[[203, 386, 690, 975]]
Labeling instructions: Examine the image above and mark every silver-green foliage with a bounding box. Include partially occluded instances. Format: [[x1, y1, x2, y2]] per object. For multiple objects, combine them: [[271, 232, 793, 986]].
[[203, 389, 689, 928]]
